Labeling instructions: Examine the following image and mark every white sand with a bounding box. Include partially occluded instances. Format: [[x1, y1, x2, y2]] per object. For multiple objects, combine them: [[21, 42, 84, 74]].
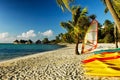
[[0, 43, 120, 80]]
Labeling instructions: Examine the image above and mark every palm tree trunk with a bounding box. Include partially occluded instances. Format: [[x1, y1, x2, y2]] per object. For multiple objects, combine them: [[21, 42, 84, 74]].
[[105, 0, 120, 33], [75, 35, 80, 55], [114, 24, 118, 48]]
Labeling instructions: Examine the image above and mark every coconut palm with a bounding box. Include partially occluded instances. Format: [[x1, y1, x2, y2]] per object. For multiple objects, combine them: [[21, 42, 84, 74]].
[[56, 0, 120, 49], [101, 0, 120, 47], [56, 0, 120, 31], [60, 6, 90, 55], [112, 0, 120, 18], [103, 20, 114, 43], [114, 24, 118, 48], [102, 0, 120, 32], [56, 0, 91, 55]]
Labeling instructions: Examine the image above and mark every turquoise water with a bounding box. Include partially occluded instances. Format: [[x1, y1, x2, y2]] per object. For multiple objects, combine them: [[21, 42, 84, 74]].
[[94, 48, 120, 54], [0, 43, 63, 61]]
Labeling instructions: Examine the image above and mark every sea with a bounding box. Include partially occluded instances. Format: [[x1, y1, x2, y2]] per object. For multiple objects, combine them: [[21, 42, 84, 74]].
[[0, 43, 64, 61]]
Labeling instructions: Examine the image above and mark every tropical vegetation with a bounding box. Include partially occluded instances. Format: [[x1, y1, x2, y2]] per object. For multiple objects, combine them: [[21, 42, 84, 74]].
[[14, 0, 120, 55], [103, 0, 120, 32], [60, 5, 93, 55], [56, 0, 120, 54], [13, 39, 33, 44], [56, 0, 120, 32]]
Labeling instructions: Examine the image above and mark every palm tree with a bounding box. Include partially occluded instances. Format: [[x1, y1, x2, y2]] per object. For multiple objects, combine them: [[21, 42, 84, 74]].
[[114, 24, 118, 48], [102, 0, 120, 33], [101, 0, 120, 47], [60, 21, 74, 43], [112, 0, 120, 18], [103, 20, 114, 43], [56, 0, 120, 32], [56, 0, 91, 55], [60, 6, 89, 55]]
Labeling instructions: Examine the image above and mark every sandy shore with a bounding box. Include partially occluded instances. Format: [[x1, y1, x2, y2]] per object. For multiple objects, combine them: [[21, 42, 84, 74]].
[[0, 43, 120, 80]]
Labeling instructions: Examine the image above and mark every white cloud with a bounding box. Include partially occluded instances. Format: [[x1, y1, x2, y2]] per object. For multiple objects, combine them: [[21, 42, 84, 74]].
[[0, 32, 16, 43], [17, 30, 36, 39], [0, 32, 9, 39], [40, 30, 53, 37], [0, 29, 54, 43]]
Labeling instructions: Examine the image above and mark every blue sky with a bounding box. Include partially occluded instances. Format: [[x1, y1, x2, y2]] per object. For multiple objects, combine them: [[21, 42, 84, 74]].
[[0, 0, 114, 43]]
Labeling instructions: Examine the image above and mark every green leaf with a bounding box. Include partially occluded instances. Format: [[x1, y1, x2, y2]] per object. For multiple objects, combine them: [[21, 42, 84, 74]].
[[104, 7, 108, 13]]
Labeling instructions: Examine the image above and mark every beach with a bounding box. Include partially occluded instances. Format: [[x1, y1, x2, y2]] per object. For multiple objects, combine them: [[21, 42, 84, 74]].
[[0, 43, 120, 80]]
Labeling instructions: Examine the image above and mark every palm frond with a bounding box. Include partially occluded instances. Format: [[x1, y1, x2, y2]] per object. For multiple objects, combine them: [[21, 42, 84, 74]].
[[113, 0, 120, 18], [62, 0, 71, 11], [80, 8, 88, 16], [60, 22, 74, 32], [56, 0, 74, 12], [71, 6, 81, 25], [56, 0, 66, 11], [104, 7, 109, 13]]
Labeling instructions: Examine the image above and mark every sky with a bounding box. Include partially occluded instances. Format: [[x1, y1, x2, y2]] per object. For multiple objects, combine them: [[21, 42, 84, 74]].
[[0, 0, 114, 43]]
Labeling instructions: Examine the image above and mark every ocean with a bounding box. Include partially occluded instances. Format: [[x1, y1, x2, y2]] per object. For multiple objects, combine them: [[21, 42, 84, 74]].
[[0, 43, 63, 61]]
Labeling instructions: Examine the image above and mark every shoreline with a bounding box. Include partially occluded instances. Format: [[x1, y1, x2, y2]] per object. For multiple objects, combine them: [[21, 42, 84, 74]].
[[0, 42, 117, 62], [0, 46, 66, 64], [0, 43, 66, 63], [0, 43, 119, 80]]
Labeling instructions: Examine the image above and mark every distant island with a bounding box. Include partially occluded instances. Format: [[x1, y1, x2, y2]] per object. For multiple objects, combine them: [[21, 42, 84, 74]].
[[13, 38, 60, 44], [13, 39, 41, 44]]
